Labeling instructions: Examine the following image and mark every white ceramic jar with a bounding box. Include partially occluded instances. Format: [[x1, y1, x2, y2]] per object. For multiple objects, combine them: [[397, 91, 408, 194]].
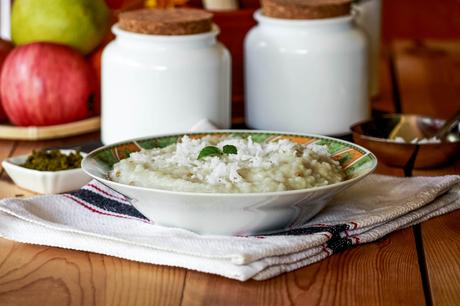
[[102, 24, 231, 144], [245, 10, 369, 135]]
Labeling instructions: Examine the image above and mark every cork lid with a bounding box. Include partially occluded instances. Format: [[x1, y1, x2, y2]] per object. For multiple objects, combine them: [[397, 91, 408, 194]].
[[261, 0, 352, 20], [119, 8, 213, 35]]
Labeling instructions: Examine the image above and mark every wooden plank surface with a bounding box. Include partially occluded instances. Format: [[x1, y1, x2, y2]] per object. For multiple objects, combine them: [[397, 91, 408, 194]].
[[392, 39, 460, 306], [0, 140, 15, 173], [0, 239, 186, 306], [0, 140, 22, 197], [392, 40, 460, 118], [371, 48, 397, 114], [182, 229, 424, 306], [420, 210, 460, 306]]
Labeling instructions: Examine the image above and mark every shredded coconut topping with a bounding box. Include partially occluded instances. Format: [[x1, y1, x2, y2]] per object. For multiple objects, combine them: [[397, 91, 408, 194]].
[[110, 136, 346, 193]]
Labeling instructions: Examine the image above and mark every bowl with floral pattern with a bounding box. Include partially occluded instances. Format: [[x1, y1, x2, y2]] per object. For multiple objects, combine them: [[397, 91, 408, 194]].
[[82, 131, 377, 235]]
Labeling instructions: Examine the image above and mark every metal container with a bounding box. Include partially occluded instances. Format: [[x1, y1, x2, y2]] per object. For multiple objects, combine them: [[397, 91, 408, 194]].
[[351, 114, 460, 168]]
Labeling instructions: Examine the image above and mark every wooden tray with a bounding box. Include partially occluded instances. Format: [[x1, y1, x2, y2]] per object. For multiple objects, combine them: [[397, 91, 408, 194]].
[[0, 117, 100, 140]]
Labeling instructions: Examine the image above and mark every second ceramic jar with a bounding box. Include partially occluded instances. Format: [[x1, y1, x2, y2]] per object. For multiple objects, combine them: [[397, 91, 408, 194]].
[[102, 9, 231, 144], [245, 0, 369, 135]]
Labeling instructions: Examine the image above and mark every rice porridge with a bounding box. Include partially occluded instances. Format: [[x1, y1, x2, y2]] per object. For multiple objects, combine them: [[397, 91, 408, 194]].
[[109, 136, 346, 193]]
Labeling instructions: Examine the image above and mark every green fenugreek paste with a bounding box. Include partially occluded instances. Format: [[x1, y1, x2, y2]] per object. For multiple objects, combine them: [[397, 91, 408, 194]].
[[21, 150, 83, 171]]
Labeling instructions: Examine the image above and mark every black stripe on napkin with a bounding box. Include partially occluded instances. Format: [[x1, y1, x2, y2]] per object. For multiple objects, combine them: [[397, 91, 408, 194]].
[[267, 224, 353, 253], [69, 189, 149, 221], [269, 224, 349, 237], [327, 236, 353, 253]]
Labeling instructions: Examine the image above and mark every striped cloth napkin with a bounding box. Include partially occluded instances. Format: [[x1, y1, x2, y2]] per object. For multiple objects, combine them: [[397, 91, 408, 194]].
[[0, 174, 459, 281]]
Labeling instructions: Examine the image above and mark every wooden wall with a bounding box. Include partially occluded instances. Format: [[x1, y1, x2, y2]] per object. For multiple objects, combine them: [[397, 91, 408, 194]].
[[382, 0, 460, 41]]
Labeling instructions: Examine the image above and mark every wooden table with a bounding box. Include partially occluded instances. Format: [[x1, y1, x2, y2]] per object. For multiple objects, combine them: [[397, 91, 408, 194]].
[[0, 40, 459, 306]]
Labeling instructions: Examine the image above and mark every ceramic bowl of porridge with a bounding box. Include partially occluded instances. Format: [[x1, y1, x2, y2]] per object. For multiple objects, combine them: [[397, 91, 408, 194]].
[[82, 131, 377, 235]]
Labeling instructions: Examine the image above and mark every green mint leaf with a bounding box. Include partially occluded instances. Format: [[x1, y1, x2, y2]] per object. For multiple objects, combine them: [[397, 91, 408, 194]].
[[223, 145, 237, 155], [197, 146, 222, 160]]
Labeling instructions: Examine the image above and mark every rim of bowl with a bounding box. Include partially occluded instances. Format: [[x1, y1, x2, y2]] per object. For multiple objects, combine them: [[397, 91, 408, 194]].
[[82, 130, 378, 197]]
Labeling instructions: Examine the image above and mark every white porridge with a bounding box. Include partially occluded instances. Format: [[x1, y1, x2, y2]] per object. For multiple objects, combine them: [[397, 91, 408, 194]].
[[109, 136, 346, 193]]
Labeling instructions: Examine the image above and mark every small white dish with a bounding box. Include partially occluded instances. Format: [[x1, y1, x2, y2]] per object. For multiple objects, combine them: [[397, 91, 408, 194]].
[[2, 150, 91, 194]]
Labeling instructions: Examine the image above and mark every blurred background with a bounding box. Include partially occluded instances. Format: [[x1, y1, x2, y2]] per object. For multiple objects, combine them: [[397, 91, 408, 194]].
[[0, 0, 459, 127]]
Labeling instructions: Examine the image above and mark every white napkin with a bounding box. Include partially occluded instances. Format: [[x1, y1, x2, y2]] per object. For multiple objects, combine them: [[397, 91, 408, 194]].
[[0, 174, 459, 281]]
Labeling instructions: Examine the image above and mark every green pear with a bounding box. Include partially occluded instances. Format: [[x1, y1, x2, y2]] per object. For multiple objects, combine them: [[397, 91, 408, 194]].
[[12, 0, 110, 54]]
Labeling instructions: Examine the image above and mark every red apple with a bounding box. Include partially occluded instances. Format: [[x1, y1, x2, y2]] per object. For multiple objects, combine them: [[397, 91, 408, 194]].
[[0, 39, 15, 122], [0, 42, 96, 126]]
